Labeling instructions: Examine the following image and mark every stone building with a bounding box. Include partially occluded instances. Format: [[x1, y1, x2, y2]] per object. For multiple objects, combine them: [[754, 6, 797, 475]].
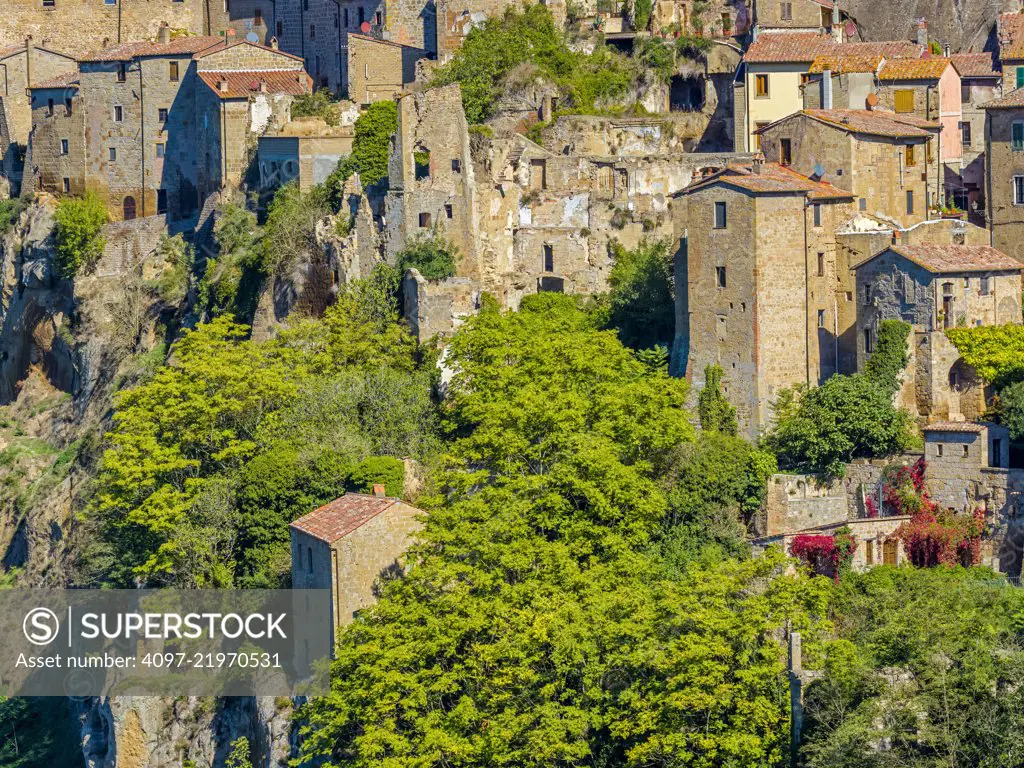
[[753, 516, 911, 570], [0, 41, 77, 192], [347, 34, 426, 105], [289, 486, 423, 644], [998, 11, 1024, 94], [751, 0, 845, 34], [1, 0, 268, 58], [854, 244, 1022, 420], [982, 88, 1024, 260], [27, 29, 309, 221], [949, 52, 1001, 220], [257, 117, 354, 191], [672, 160, 855, 437], [757, 108, 937, 228]]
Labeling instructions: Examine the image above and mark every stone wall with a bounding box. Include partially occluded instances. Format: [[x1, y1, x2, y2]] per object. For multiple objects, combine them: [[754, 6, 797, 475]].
[[347, 34, 426, 104], [0, 47, 78, 149], [403, 268, 480, 340], [29, 86, 86, 197], [986, 107, 1024, 261]]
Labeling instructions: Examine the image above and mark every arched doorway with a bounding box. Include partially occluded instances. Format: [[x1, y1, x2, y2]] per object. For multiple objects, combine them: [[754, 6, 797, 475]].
[[123, 196, 137, 221]]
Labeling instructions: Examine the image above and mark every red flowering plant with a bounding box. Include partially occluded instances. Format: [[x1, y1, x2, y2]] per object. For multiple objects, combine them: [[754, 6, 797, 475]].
[[865, 457, 931, 518], [893, 507, 986, 567], [791, 527, 856, 582]]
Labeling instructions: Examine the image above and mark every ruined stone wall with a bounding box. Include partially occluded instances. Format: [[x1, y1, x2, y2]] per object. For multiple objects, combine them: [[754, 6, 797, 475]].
[[987, 108, 1024, 261], [403, 268, 480, 340], [385, 0, 438, 52]]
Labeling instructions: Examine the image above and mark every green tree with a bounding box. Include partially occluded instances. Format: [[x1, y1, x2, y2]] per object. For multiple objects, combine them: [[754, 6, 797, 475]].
[[764, 374, 915, 478], [393, 234, 460, 280], [225, 737, 253, 768], [347, 455, 405, 497], [863, 318, 910, 394], [998, 379, 1024, 441], [53, 192, 107, 278], [260, 182, 328, 276], [199, 201, 261, 316], [297, 294, 831, 767], [698, 364, 738, 435], [946, 324, 1024, 388], [290, 88, 341, 125], [599, 238, 675, 350], [802, 567, 1024, 768]]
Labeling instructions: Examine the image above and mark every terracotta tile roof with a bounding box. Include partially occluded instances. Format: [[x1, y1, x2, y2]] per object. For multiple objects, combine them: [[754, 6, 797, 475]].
[[922, 421, 992, 434], [29, 71, 80, 90], [193, 38, 306, 63], [877, 56, 951, 80], [197, 69, 312, 99], [980, 87, 1024, 109], [950, 52, 1000, 78], [290, 493, 411, 543], [797, 108, 938, 137], [743, 32, 834, 63], [79, 35, 222, 61], [999, 12, 1024, 60], [809, 52, 883, 74], [682, 161, 853, 200], [886, 244, 1022, 274], [844, 41, 925, 58]]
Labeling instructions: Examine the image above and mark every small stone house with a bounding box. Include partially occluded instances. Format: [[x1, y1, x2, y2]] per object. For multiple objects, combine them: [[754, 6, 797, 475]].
[[257, 118, 354, 191], [753, 516, 911, 571], [289, 487, 424, 645], [757, 108, 938, 228], [924, 421, 1010, 506], [998, 12, 1024, 94], [982, 88, 1024, 260], [854, 244, 1022, 421], [347, 34, 426, 106], [672, 160, 855, 437]]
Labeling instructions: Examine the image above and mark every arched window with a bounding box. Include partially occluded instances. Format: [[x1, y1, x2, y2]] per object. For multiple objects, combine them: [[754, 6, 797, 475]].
[[122, 196, 137, 221]]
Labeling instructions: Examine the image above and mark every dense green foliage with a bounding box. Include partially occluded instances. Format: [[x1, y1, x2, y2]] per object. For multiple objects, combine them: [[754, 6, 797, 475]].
[[946, 324, 1024, 388], [597, 238, 675, 350], [290, 89, 341, 126], [698, 364, 738, 435], [88, 268, 435, 587], [316, 100, 398, 208], [393, 234, 460, 281], [200, 202, 262, 316], [998, 379, 1024, 441], [631, 0, 653, 30], [347, 455, 405, 497], [260, 182, 328, 275], [802, 567, 1024, 768], [297, 294, 831, 767], [432, 5, 637, 123], [0, 197, 27, 238], [765, 375, 915, 478], [0, 698, 85, 768], [53, 192, 107, 278], [864, 319, 911, 394]]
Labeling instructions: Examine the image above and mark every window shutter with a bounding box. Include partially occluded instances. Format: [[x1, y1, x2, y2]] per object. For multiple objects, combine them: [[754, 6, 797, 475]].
[[1017, 67, 1024, 89], [1013, 122, 1024, 150]]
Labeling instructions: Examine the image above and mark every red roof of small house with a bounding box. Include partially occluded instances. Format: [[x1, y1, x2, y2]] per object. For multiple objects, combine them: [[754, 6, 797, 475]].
[[197, 69, 312, 99], [681, 161, 853, 200], [999, 12, 1024, 61], [797, 109, 938, 137], [981, 87, 1024, 109], [809, 51, 883, 74], [743, 32, 834, 63], [950, 52, 1000, 78], [290, 493, 415, 544], [28, 71, 81, 90], [922, 421, 991, 434], [879, 244, 1022, 274], [80, 35, 222, 61], [877, 56, 952, 81]]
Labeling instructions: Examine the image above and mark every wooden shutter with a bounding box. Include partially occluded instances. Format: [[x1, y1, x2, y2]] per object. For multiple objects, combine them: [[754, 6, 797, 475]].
[[895, 89, 914, 113]]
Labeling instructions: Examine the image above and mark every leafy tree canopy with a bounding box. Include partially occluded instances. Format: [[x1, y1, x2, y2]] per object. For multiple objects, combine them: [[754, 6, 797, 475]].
[[595, 238, 675, 351], [53, 192, 107, 278], [393, 234, 460, 281], [946, 324, 1024, 388], [863, 319, 910, 395], [698, 364, 738, 435]]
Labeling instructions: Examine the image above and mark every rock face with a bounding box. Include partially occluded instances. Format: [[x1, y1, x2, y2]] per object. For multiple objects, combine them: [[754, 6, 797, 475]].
[[79, 696, 296, 768], [847, 0, 1011, 52]]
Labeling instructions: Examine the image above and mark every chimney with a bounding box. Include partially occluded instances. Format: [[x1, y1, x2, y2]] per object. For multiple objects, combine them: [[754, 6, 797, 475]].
[[917, 18, 928, 47], [218, 78, 229, 92], [372, 484, 386, 498], [269, 36, 279, 49], [24, 36, 34, 88], [822, 69, 833, 109], [944, 44, 951, 57], [157, 22, 170, 45], [752, 153, 764, 174]]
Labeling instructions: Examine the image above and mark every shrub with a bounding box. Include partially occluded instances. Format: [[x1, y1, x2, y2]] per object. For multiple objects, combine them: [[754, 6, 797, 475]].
[[290, 88, 340, 126], [791, 527, 856, 581], [394, 234, 459, 281], [946, 324, 1024, 388], [53, 192, 107, 278], [632, 0, 653, 30], [864, 318, 910, 394], [998, 379, 1024, 441], [0, 196, 28, 237], [633, 35, 673, 82], [698, 364, 738, 435], [347, 456, 405, 497], [599, 238, 674, 349]]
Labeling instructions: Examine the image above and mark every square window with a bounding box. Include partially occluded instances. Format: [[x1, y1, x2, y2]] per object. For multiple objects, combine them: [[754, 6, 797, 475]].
[[47, 99, 54, 116], [419, 212, 431, 228], [169, 62, 179, 82], [716, 266, 726, 288], [445, 204, 453, 219], [1011, 122, 1024, 151], [980, 276, 991, 295], [713, 201, 727, 229], [859, 197, 867, 211], [117, 63, 126, 83], [960, 121, 971, 147], [255, 8, 263, 24], [817, 309, 825, 327], [1014, 176, 1024, 205], [816, 252, 824, 276], [310, 24, 315, 39], [937, 443, 944, 457], [755, 73, 769, 97], [864, 327, 873, 353], [813, 203, 821, 227], [780, 137, 792, 166], [543, 244, 554, 272], [1018, 66, 1024, 89], [157, 189, 168, 214], [60, 139, 68, 155], [963, 444, 969, 458], [65, 99, 73, 115], [277, 20, 284, 36], [780, 1, 791, 19], [906, 190, 914, 215], [452, 158, 461, 173], [894, 89, 914, 113], [905, 144, 916, 167], [42, 0, 55, 7]]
